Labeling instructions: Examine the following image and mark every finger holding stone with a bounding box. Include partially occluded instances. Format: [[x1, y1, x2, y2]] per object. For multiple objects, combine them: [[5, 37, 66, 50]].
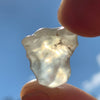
[[58, 0, 100, 37], [21, 80, 96, 100]]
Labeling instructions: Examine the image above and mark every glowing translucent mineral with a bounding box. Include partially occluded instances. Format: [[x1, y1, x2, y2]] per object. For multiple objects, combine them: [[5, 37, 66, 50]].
[[22, 27, 78, 88]]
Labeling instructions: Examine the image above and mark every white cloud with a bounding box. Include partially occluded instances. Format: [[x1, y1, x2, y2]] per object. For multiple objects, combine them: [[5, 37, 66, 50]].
[[96, 54, 100, 67], [97, 95, 100, 100], [82, 72, 100, 92]]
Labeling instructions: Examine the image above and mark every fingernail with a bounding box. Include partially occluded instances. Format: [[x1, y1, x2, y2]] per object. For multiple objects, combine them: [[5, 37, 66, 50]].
[[22, 91, 50, 100]]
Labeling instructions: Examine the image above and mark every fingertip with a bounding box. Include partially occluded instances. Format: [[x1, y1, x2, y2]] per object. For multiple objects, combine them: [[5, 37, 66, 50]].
[[21, 80, 96, 100]]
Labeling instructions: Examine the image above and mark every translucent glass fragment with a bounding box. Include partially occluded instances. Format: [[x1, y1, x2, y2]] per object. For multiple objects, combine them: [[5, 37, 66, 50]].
[[22, 27, 78, 88]]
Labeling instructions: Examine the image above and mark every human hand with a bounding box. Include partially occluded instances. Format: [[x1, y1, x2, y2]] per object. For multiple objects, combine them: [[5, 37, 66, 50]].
[[58, 0, 100, 37], [20, 80, 96, 100], [21, 1, 99, 100]]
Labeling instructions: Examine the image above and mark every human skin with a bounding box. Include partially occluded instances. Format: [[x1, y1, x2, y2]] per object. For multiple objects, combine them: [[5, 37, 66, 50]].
[[58, 0, 100, 37], [21, 0, 99, 99], [20, 80, 97, 100]]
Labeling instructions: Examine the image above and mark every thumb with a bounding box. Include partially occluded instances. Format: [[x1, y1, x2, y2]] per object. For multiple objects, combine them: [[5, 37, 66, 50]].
[[20, 80, 96, 100]]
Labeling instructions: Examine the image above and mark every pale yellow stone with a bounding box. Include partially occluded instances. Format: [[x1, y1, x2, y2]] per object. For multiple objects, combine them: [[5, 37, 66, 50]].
[[22, 27, 78, 88]]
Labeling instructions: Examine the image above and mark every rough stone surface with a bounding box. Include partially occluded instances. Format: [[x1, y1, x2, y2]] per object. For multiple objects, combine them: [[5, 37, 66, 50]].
[[22, 27, 78, 88]]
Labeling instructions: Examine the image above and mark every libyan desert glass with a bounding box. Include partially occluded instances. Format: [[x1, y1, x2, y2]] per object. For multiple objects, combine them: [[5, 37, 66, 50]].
[[22, 27, 78, 88]]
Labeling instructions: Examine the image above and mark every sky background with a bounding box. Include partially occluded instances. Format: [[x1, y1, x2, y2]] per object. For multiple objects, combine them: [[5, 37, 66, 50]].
[[0, 0, 100, 100]]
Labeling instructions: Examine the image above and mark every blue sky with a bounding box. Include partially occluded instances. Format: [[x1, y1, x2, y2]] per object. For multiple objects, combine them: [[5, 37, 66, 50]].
[[0, 0, 100, 100]]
